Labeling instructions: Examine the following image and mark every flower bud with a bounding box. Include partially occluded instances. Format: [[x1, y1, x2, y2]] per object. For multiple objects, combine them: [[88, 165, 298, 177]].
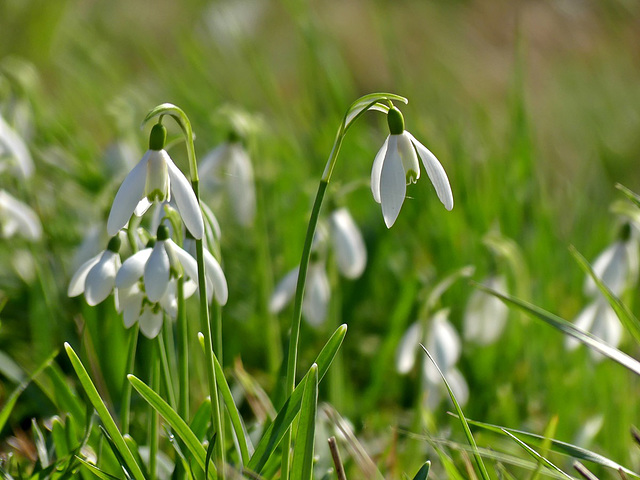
[[387, 106, 405, 135], [148, 123, 167, 151]]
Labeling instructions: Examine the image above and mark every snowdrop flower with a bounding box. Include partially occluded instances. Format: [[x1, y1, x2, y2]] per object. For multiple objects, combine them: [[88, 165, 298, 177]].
[[0, 190, 41, 240], [68, 236, 121, 306], [371, 106, 453, 228], [463, 274, 509, 345], [199, 137, 256, 226], [566, 299, 622, 362], [269, 208, 365, 326], [107, 123, 204, 239], [395, 309, 468, 407], [584, 224, 638, 297], [0, 114, 33, 179]]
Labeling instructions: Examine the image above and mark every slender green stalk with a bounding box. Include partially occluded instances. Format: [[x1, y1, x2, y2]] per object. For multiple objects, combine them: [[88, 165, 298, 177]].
[[158, 327, 177, 410], [149, 341, 160, 480], [121, 325, 139, 435], [176, 277, 189, 420], [327, 260, 346, 411], [144, 103, 226, 477]]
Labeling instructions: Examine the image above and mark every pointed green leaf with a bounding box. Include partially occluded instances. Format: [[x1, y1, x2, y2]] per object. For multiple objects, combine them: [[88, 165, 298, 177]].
[[412, 461, 431, 480], [64, 343, 145, 480], [473, 284, 640, 376], [291, 364, 318, 480], [501, 429, 572, 479], [247, 324, 347, 474], [75, 457, 122, 480], [421, 345, 490, 480]]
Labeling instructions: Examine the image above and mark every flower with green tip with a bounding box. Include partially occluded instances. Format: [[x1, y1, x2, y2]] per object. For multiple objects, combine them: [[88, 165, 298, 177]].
[[371, 106, 453, 228], [107, 123, 204, 239], [68, 236, 122, 306]]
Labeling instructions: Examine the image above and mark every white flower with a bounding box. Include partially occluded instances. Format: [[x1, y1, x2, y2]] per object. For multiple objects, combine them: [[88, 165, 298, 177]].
[[566, 299, 623, 362], [0, 114, 34, 179], [584, 235, 638, 297], [371, 107, 453, 228], [199, 141, 256, 226], [184, 237, 229, 306], [0, 190, 42, 240], [68, 236, 121, 306], [107, 124, 204, 239], [463, 275, 509, 345], [328, 208, 366, 279]]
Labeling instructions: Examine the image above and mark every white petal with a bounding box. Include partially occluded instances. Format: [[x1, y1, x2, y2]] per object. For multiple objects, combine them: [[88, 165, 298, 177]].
[[425, 310, 460, 382], [0, 114, 34, 179], [160, 280, 179, 318], [0, 190, 42, 240], [139, 307, 163, 338], [198, 144, 228, 178], [370, 136, 389, 204], [302, 264, 330, 327], [68, 253, 101, 297], [328, 208, 367, 279], [590, 302, 622, 350], [395, 321, 422, 374], [379, 135, 406, 228], [269, 267, 299, 313], [397, 132, 420, 183], [166, 156, 204, 239], [463, 275, 509, 345], [134, 198, 153, 217], [204, 249, 228, 305], [107, 152, 149, 235], [407, 132, 454, 211], [144, 242, 170, 302], [443, 367, 469, 407], [585, 241, 628, 297], [116, 248, 152, 288], [227, 144, 256, 226], [84, 251, 120, 306], [118, 284, 143, 328], [565, 303, 597, 351]]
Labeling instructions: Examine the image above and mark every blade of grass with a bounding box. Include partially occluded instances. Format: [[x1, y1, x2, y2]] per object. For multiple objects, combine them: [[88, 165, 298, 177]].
[[420, 345, 490, 480], [75, 457, 122, 480], [473, 283, 640, 376], [127, 374, 216, 479], [569, 245, 640, 344], [412, 461, 431, 480], [291, 364, 318, 480], [64, 343, 145, 480], [501, 429, 573, 479], [528, 415, 558, 480], [247, 324, 347, 475]]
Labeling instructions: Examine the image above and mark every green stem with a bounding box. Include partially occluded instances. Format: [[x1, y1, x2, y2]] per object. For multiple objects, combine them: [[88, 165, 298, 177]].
[[121, 325, 139, 435], [327, 261, 346, 412], [158, 327, 177, 410], [149, 340, 160, 480], [177, 277, 189, 420]]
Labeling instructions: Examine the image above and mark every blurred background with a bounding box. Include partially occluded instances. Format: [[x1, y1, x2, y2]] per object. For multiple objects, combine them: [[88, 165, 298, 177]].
[[1, 0, 640, 476]]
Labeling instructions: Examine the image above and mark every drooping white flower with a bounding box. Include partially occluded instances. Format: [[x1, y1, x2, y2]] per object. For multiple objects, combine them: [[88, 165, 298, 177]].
[[68, 236, 121, 306], [0, 190, 42, 240], [371, 107, 453, 228], [463, 275, 509, 345], [565, 299, 623, 362], [107, 123, 204, 239], [199, 140, 256, 226], [328, 208, 366, 279], [0, 114, 34, 179]]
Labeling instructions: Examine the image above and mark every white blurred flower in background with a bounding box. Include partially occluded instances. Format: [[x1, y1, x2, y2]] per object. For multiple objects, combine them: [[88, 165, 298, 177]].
[[463, 274, 509, 345], [0, 190, 41, 240], [0, 113, 34, 179]]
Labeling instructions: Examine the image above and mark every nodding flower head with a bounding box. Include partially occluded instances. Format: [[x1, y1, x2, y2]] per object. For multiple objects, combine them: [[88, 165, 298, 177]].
[[371, 106, 454, 228], [107, 123, 204, 239]]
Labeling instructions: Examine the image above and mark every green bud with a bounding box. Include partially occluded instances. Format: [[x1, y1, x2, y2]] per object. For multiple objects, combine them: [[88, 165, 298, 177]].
[[387, 107, 405, 135], [156, 224, 170, 241], [620, 223, 631, 241], [106, 235, 122, 253], [149, 123, 167, 151], [145, 238, 157, 249]]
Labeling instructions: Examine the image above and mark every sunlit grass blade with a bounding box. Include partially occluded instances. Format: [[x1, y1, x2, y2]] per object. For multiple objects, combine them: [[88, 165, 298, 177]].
[[459, 416, 640, 477], [197, 332, 253, 463], [569, 245, 640, 344], [64, 343, 145, 480], [473, 284, 640, 376], [127, 374, 216, 479], [528, 415, 558, 480], [615, 183, 640, 209], [247, 324, 347, 475], [501, 429, 572, 480], [412, 461, 431, 480], [291, 364, 318, 480], [75, 457, 122, 480], [420, 345, 490, 480]]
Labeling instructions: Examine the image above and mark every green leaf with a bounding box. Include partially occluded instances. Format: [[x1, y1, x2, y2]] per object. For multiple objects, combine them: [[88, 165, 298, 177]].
[[501, 429, 572, 479], [64, 343, 145, 480], [420, 345, 491, 480], [127, 374, 216, 479], [75, 457, 122, 480], [291, 364, 318, 480], [412, 461, 431, 480], [616, 183, 640, 209], [473, 284, 640, 376], [528, 415, 558, 480], [569, 245, 640, 344], [459, 416, 640, 477], [247, 324, 347, 475], [190, 398, 212, 440]]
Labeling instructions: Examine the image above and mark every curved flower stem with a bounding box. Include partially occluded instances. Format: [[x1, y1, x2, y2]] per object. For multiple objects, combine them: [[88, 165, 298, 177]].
[[121, 324, 139, 435], [144, 104, 226, 478], [280, 92, 408, 478]]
